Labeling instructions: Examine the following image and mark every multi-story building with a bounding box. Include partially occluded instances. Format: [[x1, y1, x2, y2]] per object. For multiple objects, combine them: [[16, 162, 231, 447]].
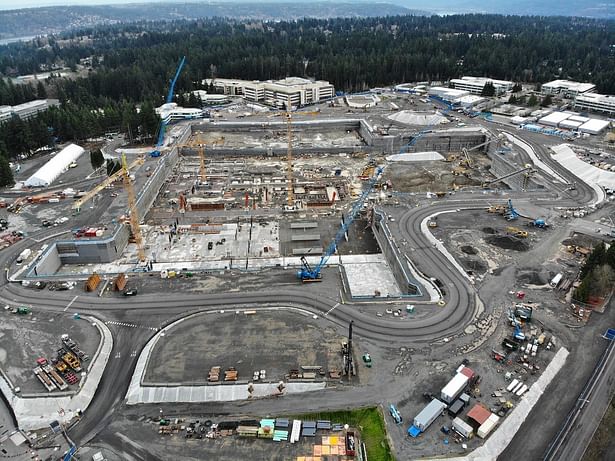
[[0, 99, 59, 123], [204, 77, 335, 107], [542, 80, 596, 98], [156, 103, 204, 124], [573, 93, 615, 116], [450, 76, 514, 96]]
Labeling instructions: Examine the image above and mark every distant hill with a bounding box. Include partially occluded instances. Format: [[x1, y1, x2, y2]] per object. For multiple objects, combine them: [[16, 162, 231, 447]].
[[396, 0, 615, 18], [0, 2, 426, 40]]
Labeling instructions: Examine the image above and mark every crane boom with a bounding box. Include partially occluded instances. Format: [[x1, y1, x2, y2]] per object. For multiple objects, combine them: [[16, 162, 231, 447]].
[[73, 157, 144, 213], [297, 166, 383, 281], [121, 154, 145, 262], [151, 56, 186, 157]]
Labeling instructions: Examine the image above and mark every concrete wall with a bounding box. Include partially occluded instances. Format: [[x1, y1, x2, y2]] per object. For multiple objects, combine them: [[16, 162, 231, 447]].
[[402, 130, 486, 153], [489, 153, 543, 191], [25, 145, 183, 276], [371, 210, 421, 296]]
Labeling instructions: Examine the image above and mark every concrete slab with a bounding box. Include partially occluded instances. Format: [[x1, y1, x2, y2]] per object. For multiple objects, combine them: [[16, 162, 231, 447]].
[[343, 258, 401, 298]]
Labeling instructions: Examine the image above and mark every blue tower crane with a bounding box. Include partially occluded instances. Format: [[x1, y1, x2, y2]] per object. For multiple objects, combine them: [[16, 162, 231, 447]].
[[151, 56, 186, 157], [297, 167, 384, 282]]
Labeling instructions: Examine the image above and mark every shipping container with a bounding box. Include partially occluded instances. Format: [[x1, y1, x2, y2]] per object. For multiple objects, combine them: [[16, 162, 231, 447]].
[[477, 414, 500, 439], [506, 379, 519, 392], [413, 398, 447, 432], [452, 417, 474, 438], [441, 373, 469, 404]]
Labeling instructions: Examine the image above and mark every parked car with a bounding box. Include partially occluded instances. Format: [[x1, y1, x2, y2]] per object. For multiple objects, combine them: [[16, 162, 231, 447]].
[[123, 288, 138, 296]]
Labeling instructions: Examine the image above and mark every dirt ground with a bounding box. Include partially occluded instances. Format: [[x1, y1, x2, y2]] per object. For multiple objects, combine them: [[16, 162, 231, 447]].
[[0, 309, 100, 393], [144, 309, 352, 384]]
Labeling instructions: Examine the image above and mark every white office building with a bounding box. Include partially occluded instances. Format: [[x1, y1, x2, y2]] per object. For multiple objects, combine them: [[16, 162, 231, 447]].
[[205, 77, 335, 108], [156, 103, 204, 124], [0, 99, 59, 123], [573, 93, 615, 116], [542, 80, 596, 98], [450, 76, 514, 96]]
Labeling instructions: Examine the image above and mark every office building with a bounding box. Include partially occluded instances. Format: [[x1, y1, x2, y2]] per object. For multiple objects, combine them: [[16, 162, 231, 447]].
[[573, 93, 615, 116], [204, 77, 335, 108], [450, 76, 514, 96], [542, 80, 595, 98]]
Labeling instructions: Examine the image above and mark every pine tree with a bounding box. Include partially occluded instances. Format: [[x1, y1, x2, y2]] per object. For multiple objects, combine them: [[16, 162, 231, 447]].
[[541, 95, 553, 107], [481, 82, 496, 97], [527, 94, 538, 106], [0, 149, 14, 187], [90, 149, 105, 170]]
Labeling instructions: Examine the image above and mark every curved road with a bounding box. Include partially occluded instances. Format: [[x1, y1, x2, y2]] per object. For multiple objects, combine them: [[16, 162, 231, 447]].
[[0, 127, 603, 453]]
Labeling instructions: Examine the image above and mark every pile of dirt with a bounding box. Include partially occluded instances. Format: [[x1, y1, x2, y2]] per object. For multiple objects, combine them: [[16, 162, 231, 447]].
[[461, 258, 488, 274], [460, 245, 478, 255], [482, 227, 497, 235], [485, 235, 529, 251]]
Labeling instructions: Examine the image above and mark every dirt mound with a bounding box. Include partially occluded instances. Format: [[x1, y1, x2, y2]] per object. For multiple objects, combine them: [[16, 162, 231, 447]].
[[460, 245, 478, 255], [482, 227, 497, 234], [485, 235, 529, 251], [461, 258, 488, 274]]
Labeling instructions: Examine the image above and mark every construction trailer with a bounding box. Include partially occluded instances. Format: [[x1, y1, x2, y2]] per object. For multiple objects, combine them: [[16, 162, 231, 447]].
[[477, 413, 500, 439], [441, 373, 469, 404], [409, 398, 447, 436], [452, 417, 474, 438]]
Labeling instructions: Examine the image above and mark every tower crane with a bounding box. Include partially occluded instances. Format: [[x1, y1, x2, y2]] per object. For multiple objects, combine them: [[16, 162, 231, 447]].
[[297, 166, 384, 282], [72, 157, 144, 213], [151, 56, 186, 158], [121, 154, 145, 262]]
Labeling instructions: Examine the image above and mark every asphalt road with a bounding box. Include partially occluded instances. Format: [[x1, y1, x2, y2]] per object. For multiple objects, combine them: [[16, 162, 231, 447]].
[[0, 125, 611, 460]]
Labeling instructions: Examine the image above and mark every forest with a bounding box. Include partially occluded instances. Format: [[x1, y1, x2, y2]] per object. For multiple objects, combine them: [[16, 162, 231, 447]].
[[0, 14, 614, 161]]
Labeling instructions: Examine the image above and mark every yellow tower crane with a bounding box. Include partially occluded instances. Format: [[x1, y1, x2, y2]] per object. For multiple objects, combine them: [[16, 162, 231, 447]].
[[121, 154, 145, 262], [286, 112, 294, 208]]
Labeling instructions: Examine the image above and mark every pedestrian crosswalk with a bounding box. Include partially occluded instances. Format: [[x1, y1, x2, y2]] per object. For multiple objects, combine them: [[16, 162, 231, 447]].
[[105, 320, 159, 331]]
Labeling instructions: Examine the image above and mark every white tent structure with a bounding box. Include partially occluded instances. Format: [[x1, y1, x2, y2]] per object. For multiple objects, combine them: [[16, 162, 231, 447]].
[[24, 144, 85, 187]]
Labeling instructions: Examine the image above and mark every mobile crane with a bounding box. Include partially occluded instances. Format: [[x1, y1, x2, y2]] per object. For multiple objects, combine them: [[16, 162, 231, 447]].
[[297, 166, 383, 282]]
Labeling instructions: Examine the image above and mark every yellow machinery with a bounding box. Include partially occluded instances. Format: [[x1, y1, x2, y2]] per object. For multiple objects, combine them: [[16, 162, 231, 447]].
[[73, 156, 144, 213], [179, 135, 224, 183], [121, 154, 145, 262], [507, 226, 528, 238], [286, 112, 294, 208]]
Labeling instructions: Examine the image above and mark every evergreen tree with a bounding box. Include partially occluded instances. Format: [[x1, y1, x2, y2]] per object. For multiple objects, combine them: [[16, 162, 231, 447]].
[[541, 95, 553, 107], [481, 82, 496, 97], [508, 94, 517, 104], [512, 83, 522, 93], [90, 148, 105, 170], [106, 159, 121, 176], [581, 242, 606, 278], [0, 144, 14, 187], [36, 81, 47, 99], [527, 94, 538, 106]]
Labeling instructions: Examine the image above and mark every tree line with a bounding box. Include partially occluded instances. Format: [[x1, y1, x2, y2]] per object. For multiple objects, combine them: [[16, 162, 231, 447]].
[[0, 14, 614, 162], [573, 242, 615, 303]]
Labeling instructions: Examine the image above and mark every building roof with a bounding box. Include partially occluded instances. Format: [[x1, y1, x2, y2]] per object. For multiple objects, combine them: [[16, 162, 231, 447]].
[[579, 119, 610, 134], [24, 144, 85, 188], [576, 92, 615, 105], [452, 76, 513, 87], [543, 79, 595, 93], [458, 366, 475, 379], [539, 111, 571, 125], [467, 403, 492, 425]]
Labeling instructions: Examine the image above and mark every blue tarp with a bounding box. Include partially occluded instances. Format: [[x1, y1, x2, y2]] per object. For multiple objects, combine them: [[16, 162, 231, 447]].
[[407, 425, 421, 437]]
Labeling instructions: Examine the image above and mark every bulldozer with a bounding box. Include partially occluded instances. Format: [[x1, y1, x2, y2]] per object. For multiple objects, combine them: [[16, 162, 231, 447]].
[[506, 226, 528, 238]]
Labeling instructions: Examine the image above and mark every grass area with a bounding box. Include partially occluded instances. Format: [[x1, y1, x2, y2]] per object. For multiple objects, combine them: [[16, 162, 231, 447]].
[[289, 406, 395, 461], [582, 396, 615, 461]]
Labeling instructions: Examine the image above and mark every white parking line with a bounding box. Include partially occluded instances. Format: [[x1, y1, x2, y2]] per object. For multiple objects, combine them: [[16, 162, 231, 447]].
[[63, 295, 78, 312]]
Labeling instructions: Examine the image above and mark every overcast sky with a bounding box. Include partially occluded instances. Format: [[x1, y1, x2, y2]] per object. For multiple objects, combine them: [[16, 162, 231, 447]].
[[0, 0, 222, 9]]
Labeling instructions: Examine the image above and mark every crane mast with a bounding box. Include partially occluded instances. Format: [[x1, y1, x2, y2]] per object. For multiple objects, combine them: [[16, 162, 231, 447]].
[[286, 112, 294, 207], [122, 154, 145, 262]]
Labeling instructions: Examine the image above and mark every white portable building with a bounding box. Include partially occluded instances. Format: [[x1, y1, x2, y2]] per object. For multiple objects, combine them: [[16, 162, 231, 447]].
[[24, 144, 85, 187], [579, 119, 610, 135], [441, 373, 469, 404], [477, 413, 500, 438], [452, 417, 474, 438]]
